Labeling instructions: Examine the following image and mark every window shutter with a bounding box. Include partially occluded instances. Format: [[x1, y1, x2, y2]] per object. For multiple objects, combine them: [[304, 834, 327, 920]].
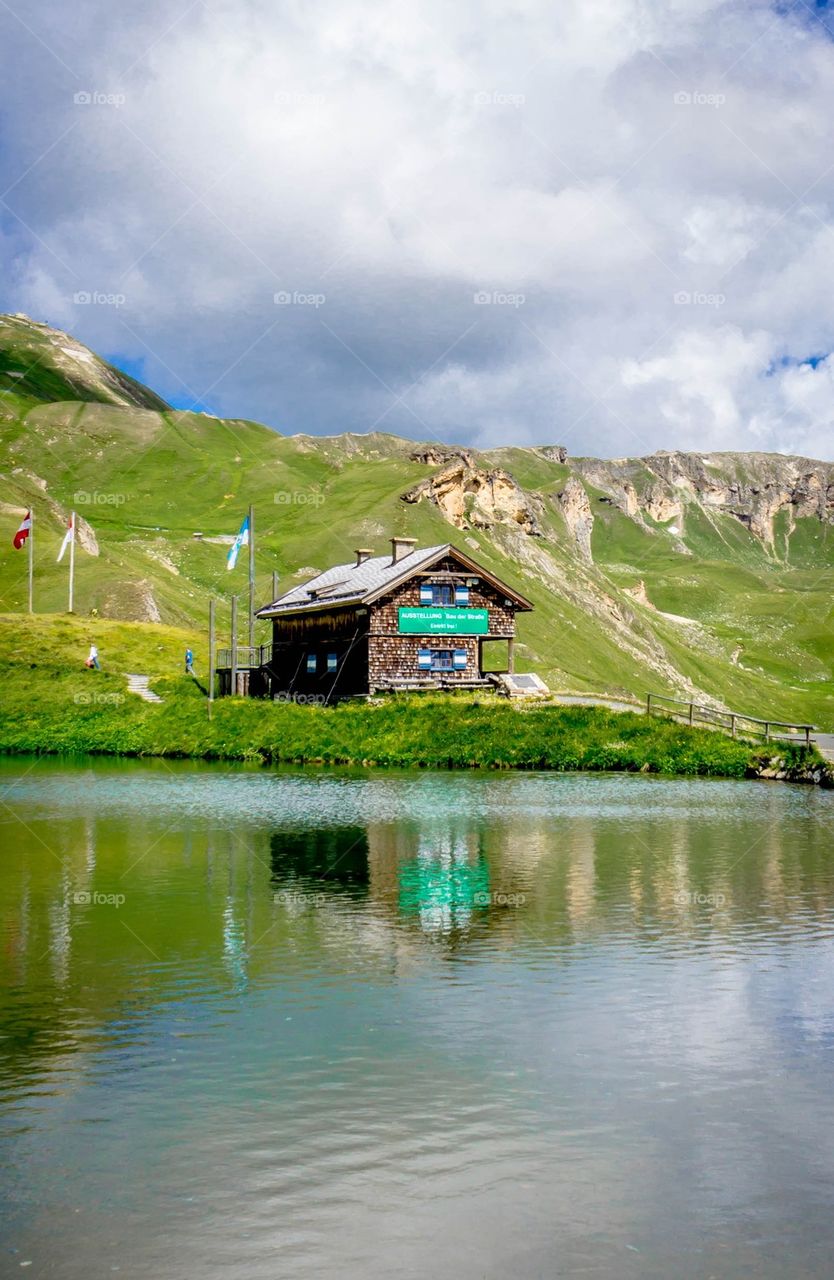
[[453, 649, 468, 669], [417, 649, 432, 669], [455, 585, 469, 606], [420, 584, 433, 604]]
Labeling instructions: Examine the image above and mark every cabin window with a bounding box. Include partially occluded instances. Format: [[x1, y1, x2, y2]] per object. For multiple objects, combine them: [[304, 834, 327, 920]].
[[418, 582, 470, 606], [326, 652, 338, 673], [306, 653, 317, 674], [418, 649, 468, 671]]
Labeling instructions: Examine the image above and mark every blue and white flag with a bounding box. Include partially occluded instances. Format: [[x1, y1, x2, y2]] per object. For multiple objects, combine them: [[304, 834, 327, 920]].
[[226, 515, 249, 571]]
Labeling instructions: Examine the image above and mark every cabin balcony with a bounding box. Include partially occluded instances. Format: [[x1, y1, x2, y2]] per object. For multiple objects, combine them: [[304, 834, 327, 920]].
[[214, 644, 276, 696]]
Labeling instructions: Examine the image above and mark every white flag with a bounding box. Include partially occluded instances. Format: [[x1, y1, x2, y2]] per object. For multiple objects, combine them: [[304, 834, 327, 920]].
[[226, 515, 249, 571], [57, 512, 75, 563]]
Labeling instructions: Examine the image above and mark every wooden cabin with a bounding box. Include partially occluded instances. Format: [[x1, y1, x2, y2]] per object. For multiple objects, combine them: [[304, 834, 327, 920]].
[[225, 538, 533, 701]]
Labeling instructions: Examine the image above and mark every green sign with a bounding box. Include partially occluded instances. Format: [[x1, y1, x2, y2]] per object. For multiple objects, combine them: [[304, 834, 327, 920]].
[[398, 607, 489, 635]]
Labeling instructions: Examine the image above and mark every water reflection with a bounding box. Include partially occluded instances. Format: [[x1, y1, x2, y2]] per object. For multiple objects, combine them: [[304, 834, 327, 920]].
[[2, 762, 834, 1280], [269, 826, 370, 893], [396, 831, 490, 936]]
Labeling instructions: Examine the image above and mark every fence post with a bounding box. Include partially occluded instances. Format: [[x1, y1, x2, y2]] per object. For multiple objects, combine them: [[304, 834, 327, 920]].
[[646, 693, 652, 718], [730, 714, 736, 738], [689, 702, 694, 726], [805, 726, 811, 749], [764, 721, 770, 742]]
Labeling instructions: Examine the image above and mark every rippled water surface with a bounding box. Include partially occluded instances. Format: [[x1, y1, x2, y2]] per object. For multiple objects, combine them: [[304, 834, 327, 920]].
[[2, 757, 834, 1278]]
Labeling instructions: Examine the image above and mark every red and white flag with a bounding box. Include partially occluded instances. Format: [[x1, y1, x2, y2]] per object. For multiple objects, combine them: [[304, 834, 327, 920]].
[[13, 510, 31, 550], [57, 512, 75, 563]]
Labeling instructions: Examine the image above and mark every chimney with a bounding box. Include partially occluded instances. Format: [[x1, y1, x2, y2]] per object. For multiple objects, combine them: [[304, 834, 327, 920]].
[[390, 536, 418, 565], [355, 548, 374, 566]]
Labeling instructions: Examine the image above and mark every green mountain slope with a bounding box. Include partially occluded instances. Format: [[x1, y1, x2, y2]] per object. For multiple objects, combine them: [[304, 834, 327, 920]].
[[1, 314, 833, 726]]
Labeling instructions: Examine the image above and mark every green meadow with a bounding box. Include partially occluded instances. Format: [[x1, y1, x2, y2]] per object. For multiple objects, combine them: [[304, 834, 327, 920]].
[[0, 614, 823, 784]]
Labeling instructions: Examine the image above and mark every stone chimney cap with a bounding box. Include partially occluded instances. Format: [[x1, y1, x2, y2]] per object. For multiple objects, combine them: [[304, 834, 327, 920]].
[[354, 548, 374, 565]]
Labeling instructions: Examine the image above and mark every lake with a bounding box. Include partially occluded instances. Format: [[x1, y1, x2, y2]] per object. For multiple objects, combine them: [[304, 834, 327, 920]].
[[1, 758, 834, 1278]]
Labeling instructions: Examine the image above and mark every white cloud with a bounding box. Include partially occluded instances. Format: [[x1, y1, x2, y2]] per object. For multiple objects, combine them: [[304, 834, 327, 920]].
[[2, 0, 834, 456]]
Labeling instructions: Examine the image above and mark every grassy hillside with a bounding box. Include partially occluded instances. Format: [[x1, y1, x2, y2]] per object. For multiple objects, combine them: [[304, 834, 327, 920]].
[[1, 314, 833, 726]]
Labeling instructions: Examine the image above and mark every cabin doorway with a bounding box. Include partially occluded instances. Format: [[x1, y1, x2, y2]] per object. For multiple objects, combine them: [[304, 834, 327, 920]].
[[478, 637, 515, 676]]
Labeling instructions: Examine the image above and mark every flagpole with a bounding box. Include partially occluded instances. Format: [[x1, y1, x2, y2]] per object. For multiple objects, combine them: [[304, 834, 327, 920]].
[[27, 508, 33, 614], [248, 503, 255, 648], [208, 598, 216, 719], [68, 511, 75, 613]]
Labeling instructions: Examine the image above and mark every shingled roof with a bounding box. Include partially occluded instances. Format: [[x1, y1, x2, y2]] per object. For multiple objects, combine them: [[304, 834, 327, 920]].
[[256, 542, 533, 617]]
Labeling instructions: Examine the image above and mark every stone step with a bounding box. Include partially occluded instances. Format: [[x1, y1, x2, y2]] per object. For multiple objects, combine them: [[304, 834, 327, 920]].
[[125, 673, 163, 703]]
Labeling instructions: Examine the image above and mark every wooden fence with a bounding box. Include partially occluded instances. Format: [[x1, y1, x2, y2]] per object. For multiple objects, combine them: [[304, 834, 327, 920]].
[[646, 692, 814, 747]]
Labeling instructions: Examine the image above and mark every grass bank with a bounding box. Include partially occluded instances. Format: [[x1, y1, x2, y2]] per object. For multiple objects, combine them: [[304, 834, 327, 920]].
[[0, 614, 825, 780]]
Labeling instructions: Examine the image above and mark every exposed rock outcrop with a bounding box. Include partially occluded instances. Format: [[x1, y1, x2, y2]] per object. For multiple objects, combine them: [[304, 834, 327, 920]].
[[571, 450, 834, 554], [410, 446, 475, 467], [556, 477, 594, 562], [402, 458, 542, 535], [534, 445, 569, 464]]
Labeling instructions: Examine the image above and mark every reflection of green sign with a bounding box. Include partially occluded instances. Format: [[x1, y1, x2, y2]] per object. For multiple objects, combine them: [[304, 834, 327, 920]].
[[398, 607, 489, 634], [398, 856, 490, 925]]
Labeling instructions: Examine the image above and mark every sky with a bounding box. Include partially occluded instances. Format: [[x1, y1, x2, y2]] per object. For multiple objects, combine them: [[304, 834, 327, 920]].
[[2, 0, 834, 457]]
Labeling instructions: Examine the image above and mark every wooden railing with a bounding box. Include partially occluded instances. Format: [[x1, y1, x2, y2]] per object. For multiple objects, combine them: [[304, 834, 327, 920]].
[[216, 644, 275, 669], [646, 692, 815, 747]]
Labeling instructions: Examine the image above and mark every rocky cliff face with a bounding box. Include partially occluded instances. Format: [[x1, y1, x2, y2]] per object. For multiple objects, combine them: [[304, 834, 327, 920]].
[[573, 450, 834, 552], [556, 477, 594, 562], [401, 444, 834, 561], [402, 456, 542, 535]]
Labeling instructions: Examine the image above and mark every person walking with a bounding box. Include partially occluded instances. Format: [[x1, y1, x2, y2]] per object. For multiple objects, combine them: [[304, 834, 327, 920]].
[[86, 643, 100, 671], [185, 647, 195, 675]]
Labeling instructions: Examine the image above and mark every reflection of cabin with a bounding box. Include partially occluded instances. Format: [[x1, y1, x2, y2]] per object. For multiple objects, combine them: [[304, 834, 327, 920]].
[[216, 538, 533, 700]]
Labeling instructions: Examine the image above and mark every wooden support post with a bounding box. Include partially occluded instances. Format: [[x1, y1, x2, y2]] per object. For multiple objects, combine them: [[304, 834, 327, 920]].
[[806, 726, 811, 749], [231, 595, 238, 697], [208, 598, 216, 715], [764, 721, 770, 742], [27, 508, 34, 614], [730, 714, 736, 738], [248, 503, 255, 648], [646, 693, 652, 717], [689, 702, 695, 726]]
